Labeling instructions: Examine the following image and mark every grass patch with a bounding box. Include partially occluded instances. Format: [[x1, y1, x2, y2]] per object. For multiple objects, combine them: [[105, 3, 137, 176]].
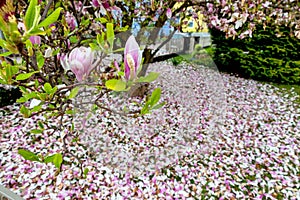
[[267, 82, 300, 104], [169, 46, 216, 67]]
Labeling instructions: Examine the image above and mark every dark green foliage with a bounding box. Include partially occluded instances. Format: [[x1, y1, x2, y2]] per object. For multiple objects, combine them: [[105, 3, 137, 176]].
[[170, 56, 184, 66], [0, 86, 22, 107], [210, 25, 300, 85]]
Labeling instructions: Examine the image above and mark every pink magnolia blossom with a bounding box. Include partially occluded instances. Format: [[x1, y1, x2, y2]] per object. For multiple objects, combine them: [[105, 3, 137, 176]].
[[91, 0, 100, 7], [65, 11, 77, 30], [60, 47, 95, 82], [124, 35, 141, 80], [114, 59, 120, 71], [29, 36, 41, 45], [102, 0, 110, 9], [166, 8, 172, 19]]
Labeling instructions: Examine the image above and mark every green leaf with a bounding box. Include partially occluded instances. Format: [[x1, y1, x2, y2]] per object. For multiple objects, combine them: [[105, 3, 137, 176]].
[[18, 149, 40, 162], [19, 86, 27, 93], [48, 104, 55, 109], [68, 87, 79, 99], [52, 48, 60, 56], [81, 18, 90, 26], [151, 102, 165, 110], [25, 0, 38, 30], [31, 6, 41, 31], [31, 104, 42, 112], [69, 36, 78, 43], [97, 33, 105, 47], [106, 23, 114, 49], [98, 17, 108, 23], [51, 86, 58, 94], [138, 72, 160, 83], [0, 79, 6, 84], [5, 66, 12, 82], [16, 71, 39, 81], [149, 88, 161, 106], [0, 39, 6, 49], [20, 105, 30, 118], [38, 121, 44, 129], [25, 92, 38, 100], [89, 43, 99, 51], [25, 39, 33, 56], [83, 168, 89, 178], [44, 155, 54, 163], [65, 110, 75, 115], [37, 52, 45, 69], [16, 97, 27, 103], [141, 103, 150, 115], [43, 83, 52, 94], [38, 93, 47, 101], [113, 47, 125, 53], [117, 71, 124, 76], [105, 79, 127, 91], [30, 129, 43, 134], [38, 7, 63, 28], [0, 51, 13, 57], [26, 27, 47, 36], [44, 153, 63, 169], [11, 66, 19, 75]]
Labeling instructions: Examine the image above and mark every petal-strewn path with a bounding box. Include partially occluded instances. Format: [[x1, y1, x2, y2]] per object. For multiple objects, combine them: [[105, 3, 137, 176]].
[[1, 62, 299, 199]]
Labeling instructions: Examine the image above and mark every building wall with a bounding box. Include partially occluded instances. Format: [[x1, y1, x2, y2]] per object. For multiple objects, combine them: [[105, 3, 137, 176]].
[[173, 3, 208, 33]]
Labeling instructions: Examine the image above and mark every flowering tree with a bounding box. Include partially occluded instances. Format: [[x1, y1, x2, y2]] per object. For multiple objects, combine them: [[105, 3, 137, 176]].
[[0, 0, 163, 172], [0, 0, 299, 173], [93, 0, 300, 74]]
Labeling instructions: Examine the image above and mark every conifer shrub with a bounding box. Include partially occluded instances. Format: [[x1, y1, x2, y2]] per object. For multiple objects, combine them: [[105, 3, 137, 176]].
[[210, 25, 300, 84], [0, 86, 22, 107]]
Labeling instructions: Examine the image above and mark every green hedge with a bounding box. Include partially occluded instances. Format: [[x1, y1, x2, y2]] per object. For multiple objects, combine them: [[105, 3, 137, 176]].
[[0, 86, 22, 107], [210, 25, 300, 84]]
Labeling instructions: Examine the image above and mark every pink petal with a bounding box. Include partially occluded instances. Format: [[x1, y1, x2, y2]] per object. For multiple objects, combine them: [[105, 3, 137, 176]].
[[124, 35, 140, 80], [166, 8, 172, 19], [29, 36, 41, 45], [70, 60, 85, 82]]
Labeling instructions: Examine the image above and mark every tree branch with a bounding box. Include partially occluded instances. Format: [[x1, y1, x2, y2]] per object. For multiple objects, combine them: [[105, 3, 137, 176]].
[[152, 29, 177, 56], [41, 0, 54, 21], [151, 53, 181, 63]]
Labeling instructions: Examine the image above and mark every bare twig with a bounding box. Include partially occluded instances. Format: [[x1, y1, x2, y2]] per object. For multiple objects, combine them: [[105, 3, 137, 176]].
[[41, 0, 55, 21], [94, 101, 140, 117]]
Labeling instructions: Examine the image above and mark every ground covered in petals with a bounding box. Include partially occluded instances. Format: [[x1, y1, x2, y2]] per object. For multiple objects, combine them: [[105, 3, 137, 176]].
[[0, 62, 299, 199]]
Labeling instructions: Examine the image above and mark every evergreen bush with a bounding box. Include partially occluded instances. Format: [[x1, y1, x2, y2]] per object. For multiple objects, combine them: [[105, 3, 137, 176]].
[[0, 85, 22, 107], [210, 25, 300, 84]]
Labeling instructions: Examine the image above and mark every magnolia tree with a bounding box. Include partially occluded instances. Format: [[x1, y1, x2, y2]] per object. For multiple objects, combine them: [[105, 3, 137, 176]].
[[94, 0, 300, 74], [204, 0, 300, 39], [0, 0, 165, 174], [0, 0, 299, 174]]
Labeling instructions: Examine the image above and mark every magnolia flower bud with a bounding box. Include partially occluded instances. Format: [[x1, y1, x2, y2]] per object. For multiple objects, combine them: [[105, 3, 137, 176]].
[[92, 0, 100, 7], [114, 59, 120, 71], [124, 35, 141, 80], [29, 36, 41, 45], [65, 12, 77, 30], [166, 8, 172, 19]]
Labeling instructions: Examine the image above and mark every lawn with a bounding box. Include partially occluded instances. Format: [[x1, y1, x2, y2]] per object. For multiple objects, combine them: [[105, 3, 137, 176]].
[[268, 83, 300, 104]]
